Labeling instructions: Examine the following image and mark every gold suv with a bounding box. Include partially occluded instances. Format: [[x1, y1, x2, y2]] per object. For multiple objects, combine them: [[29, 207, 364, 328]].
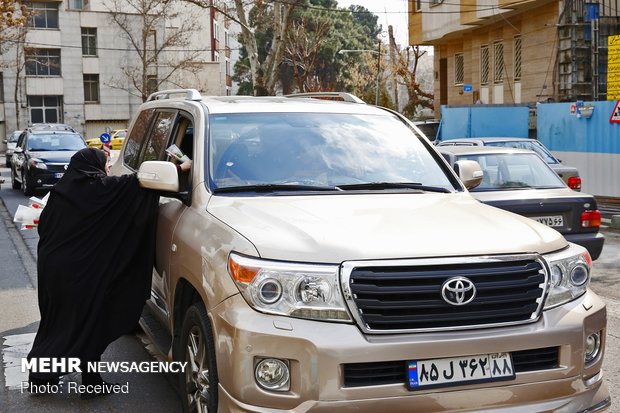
[[111, 89, 610, 413]]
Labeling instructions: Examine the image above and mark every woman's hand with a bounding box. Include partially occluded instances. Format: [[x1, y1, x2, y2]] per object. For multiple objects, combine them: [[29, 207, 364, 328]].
[[179, 159, 192, 172]]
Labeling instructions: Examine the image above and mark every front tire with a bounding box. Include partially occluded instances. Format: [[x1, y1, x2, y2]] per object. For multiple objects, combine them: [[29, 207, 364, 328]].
[[22, 171, 34, 196], [179, 303, 218, 413], [11, 167, 21, 190]]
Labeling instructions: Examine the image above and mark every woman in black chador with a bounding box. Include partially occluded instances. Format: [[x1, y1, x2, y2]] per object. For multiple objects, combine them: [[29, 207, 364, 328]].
[[27, 147, 160, 392]]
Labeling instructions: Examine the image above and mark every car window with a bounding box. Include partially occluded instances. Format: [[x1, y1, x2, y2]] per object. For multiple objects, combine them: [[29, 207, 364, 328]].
[[165, 113, 194, 193], [27, 134, 86, 151], [485, 140, 558, 164], [124, 109, 154, 169], [209, 112, 455, 191], [458, 153, 565, 190], [9, 132, 21, 142], [142, 111, 176, 163]]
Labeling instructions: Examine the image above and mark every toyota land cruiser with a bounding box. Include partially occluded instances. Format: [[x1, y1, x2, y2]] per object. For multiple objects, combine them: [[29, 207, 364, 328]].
[[111, 89, 610, 412]]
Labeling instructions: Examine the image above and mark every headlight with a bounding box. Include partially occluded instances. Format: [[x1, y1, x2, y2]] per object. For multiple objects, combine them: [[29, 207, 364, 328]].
[[228, 252, 352, 322], [543, 243, 592, 310], [28, 158, 47, 169]]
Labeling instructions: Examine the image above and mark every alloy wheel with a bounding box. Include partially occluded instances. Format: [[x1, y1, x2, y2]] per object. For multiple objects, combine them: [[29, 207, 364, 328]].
[[184, 325, 211, 412]]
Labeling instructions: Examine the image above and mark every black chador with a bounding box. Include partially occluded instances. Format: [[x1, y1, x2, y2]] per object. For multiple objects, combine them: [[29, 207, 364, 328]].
[[27, 148, 158, 386]]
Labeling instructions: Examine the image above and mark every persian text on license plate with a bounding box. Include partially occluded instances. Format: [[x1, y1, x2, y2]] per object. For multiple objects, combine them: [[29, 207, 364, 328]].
[[532, 215, 563, 227], [54, 173, 64, 179], [407, 352, 515, 390]]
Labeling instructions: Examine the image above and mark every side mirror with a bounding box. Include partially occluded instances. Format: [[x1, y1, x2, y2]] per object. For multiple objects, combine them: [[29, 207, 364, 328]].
[[2, 139, 7, 144], [454, 160, 484, 190], [138, 161, 179, 192]]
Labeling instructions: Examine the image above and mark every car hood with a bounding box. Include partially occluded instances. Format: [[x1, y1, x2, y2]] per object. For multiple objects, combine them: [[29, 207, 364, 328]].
[[27, 151, 76, 163], [207, 192, 567, 263]]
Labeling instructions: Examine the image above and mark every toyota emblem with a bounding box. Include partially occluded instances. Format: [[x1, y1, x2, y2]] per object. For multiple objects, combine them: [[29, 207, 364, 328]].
[[64, 164, 68, 170], [441, 277, 476, 306]]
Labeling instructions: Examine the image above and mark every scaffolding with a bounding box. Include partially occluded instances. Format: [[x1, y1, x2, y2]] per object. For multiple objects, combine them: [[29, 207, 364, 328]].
[[557, 0, 620, 101]]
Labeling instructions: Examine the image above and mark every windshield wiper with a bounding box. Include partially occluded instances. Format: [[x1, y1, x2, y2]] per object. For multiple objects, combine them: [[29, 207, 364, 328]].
[[335, 182, 451, 193], [213, 184, 340, 193]]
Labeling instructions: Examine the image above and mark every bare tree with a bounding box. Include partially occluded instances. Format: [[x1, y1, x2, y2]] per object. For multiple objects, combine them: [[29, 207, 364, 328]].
[[183, 0, 300, 95], [0, 1, 29, 128], [106, 0, 203, 101], [283, 15, 329, 92], [388, 26, 433, 118]]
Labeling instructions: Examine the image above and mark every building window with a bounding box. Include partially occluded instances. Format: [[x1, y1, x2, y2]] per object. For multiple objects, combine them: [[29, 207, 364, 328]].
[[213, 20, 219, 42], [481, 45, 490, 85], [25, 49, 61, 76], [514, 36, 522, 81], [454, 53, 464, 85], [0, 73, 4, 102], [81, 28, 97, 56], [28, 2, 59, 29], [28, 96, 63, 124], [83, 74, 99, 103], [69, 0, 84, 9], [494, 41, 504, 84]]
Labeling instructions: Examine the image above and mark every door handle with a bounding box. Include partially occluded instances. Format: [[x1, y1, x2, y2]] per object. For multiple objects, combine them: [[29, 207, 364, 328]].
[[171, 243, 177, 252]]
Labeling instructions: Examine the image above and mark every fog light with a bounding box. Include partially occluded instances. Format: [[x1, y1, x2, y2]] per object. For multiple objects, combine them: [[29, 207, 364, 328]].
[[255, 358, 290, 391], [585, 332, 601, 363]]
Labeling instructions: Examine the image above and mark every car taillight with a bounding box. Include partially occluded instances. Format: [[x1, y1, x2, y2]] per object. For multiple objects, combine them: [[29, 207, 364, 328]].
[[581, 210, 601, 228], [567, 176, 581, 190]]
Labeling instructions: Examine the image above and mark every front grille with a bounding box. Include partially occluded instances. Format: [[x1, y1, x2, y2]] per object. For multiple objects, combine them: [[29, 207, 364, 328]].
[[343, 347, 559, 388], [345, 257, 545, 332], [45, 163, 68, 173]]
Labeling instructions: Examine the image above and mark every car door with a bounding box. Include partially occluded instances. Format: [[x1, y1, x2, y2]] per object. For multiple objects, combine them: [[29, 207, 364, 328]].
[[140, 110, 195, 324], [12, 132, 27, 180]]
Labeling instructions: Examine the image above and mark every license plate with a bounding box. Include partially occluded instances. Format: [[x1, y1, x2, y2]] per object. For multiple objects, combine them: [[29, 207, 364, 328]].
[[54, 173, 64, 179], [532, 215, 563, 227], [407, 352, 515, 390]]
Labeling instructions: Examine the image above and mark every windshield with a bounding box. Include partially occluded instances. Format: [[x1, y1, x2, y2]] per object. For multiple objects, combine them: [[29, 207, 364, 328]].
[[457, 153, 566, 191], [9, 132, 21, 143], [208, 112, 455, 192], [484, 140, 558, 164], [27, 134, 87, 151]]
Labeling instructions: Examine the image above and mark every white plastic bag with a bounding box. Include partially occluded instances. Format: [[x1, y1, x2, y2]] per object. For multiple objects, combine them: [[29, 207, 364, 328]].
[[14, 192, 50, 230]]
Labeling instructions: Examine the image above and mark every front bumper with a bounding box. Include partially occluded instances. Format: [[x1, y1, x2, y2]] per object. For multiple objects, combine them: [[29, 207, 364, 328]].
[[565, 232, 605, 260], [210, 290, 609, 412]]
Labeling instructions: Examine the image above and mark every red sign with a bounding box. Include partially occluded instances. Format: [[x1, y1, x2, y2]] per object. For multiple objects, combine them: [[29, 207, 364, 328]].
[[610, 100, 620, 123]]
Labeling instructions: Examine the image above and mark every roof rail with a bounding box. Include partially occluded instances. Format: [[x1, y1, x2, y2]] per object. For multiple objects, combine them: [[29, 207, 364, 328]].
[[284, 92, 365, 104], [146, 89, 202, 102]]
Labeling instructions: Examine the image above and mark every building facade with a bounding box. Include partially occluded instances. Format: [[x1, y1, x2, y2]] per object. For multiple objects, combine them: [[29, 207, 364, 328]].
[[408, 0, 620, 115], [0, 0, 239, 145]]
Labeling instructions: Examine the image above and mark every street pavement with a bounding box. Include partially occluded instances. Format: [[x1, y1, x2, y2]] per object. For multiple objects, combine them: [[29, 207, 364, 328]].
[[0, 154, 619, 412], [0, 157, 181, 412]]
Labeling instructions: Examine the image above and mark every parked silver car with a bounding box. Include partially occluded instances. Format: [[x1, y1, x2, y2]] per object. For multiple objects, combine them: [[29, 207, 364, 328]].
[[437, 137, 581, 190], [4, 130, 21, 167]]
